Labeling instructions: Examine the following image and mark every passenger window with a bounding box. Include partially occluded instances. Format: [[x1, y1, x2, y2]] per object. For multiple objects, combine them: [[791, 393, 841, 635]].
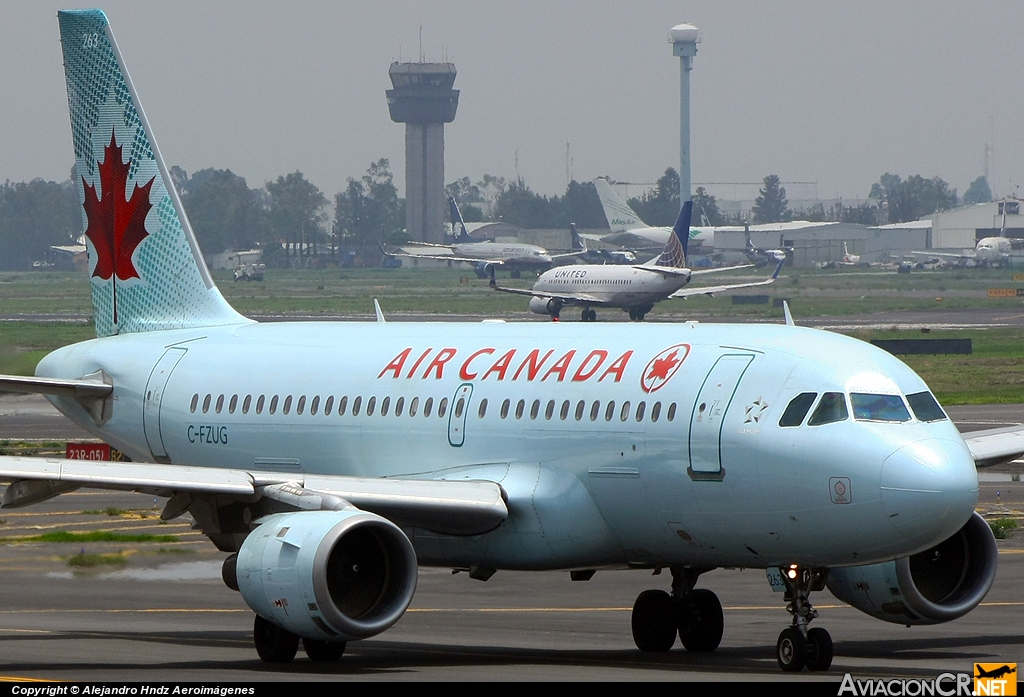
[[478, 399, 487, 418], [636, 401, 646, 421], [807, 392, 848, 426], [851, 393, 910, 423], [366, 397, 376, 416], [545, 400, 555, 420], [242, 395, 251, 414], [424, 397, 433, 417], [515, 399, 525, 419], [203, 394, 211, 413], [296, 396, 305, 415], [779, 392, 817, 427], [651, 402, 661, 422], [228, 395, 237, 414], [438, 398, 448, 418], [500, 399, 510, 419], [215, 394, 224, 414], [269, 395, 278, 414], [454, 397, 464, 418], [667, 403, 676, 422], [324, 396, 334, 414], [381, 396, 391, 416], [338, 396, 348, 416], [590, 401, 600, 421], [620, 401, 631, 422], [283, 396, 292, 415], [256, 395, 265, 414], [575, 400, 585, 421], [395, 397, 405, 416], [310, 396, 320, 415], [906, 391, 947, 422], [352, 396, 361, 416], [560, 400, 570, 420], [190, 394, 199, 413], [530, 400, 540, 419], [409, 397, 419, 417], [605, 401, 616, 421]]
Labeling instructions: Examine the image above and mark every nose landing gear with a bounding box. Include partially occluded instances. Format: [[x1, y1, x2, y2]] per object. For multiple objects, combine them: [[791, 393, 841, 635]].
[[775, 566, 833, 672], [631, 566, 723, 654]]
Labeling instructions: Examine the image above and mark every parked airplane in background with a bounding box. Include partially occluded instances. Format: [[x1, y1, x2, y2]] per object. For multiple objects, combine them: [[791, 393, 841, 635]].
[[744, 229, 790, 266], [913, 204, 1013, 267], [2, 10, 1023, 673], [386, 197, 585, 278], [593, 177, 713, 250], [492, 202, 780, 321], [573, 223, 637, 265]]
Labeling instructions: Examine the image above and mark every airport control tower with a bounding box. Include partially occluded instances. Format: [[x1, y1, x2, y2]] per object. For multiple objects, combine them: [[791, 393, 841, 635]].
[[669, 23, 699, 207], [386, 62, 460, 244]]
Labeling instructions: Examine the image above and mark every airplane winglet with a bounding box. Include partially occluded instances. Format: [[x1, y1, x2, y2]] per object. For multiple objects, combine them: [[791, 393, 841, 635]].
[[783, 300, 795, 326], [771, 259, 784, 279], [374, 299, 385, 323]]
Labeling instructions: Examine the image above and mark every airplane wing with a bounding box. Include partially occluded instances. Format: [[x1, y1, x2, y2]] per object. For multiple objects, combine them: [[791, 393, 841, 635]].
[[960, 426, 1024, 468], [392, 250, 503, 266], [670, 260, 783, 299], [689, 263, 755, 276], [911, 250, 970, 260], [0, 456, 508, 536]]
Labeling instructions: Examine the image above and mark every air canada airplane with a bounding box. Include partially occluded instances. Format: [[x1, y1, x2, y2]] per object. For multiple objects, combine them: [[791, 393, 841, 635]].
[[386, 196, 584, 278], [2, 9, 1024, 672], [491, 202, 780, 321]]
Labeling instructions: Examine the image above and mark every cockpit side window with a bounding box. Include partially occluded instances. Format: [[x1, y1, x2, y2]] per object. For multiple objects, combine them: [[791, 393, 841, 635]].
[[807, 392, 849, 426], [779, 392, 817, 427], [907, 391, 948, 422], [851, 393, 911, 422]]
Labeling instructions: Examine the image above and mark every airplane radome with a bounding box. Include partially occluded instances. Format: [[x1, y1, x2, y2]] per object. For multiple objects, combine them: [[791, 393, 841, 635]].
[[0, 8, 1020, 673]]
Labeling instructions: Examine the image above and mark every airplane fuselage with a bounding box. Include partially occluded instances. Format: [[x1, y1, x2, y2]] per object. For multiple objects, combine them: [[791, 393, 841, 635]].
[[37, 321, 977, 572], [976, 237, 1011, 263], [532, 265, 691, 309], [452, 241, 553, 270]]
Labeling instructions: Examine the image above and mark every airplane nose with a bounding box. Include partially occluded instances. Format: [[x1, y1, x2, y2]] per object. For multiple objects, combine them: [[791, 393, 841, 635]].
[[881, 438, 978, 545]]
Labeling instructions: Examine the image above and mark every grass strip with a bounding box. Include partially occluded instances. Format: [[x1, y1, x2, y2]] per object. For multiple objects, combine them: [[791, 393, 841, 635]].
[[3, 531, 178, 544]]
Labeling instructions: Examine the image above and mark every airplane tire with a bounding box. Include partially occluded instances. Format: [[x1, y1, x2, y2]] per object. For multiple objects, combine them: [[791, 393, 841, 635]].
[[303, 638, 347, 662], [805, 627, 833, 671], [776, 627, 807, 672], [679, 589, 723, 652], [628, 309, 637, 321], [253, 614, 300, 663], [631, 590, 677, 652]]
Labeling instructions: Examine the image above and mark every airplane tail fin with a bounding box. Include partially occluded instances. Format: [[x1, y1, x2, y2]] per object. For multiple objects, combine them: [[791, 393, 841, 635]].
[[653, 201, 692, 268], [593, 178, 645, 233], [58, 10, 247, 338], [448, 196, 473, 243], [569, 223, 587, 252]]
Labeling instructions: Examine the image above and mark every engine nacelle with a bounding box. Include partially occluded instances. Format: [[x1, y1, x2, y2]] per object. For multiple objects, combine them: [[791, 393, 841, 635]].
[[236, 510, 418, 641], [529, 296, 562, 316], [826, 512, 997, 625]]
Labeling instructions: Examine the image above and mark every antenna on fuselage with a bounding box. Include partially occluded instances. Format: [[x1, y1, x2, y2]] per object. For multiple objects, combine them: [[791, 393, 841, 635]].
[[783, 300, 795, 326], [374, 299, 386, 323]]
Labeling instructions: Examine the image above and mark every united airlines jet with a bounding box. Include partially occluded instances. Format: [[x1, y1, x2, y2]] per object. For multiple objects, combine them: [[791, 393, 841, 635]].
[[1, 10, 1022, 672]]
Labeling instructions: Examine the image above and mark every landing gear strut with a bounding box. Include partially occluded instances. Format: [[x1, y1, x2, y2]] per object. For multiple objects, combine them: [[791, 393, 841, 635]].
[[631, 566, 723, 654], [775, 566, 833, 672], [581, 308, 597, 322]]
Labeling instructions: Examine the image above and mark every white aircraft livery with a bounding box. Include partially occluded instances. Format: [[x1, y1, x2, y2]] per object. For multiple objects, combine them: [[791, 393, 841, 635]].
[[594, 177, 712, 250], [2, 10, 1023, 671], [492, 202, 780, 321]]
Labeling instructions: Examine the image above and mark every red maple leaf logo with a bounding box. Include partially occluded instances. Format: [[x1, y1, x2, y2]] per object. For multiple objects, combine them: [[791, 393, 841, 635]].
[[640, 344, 690, 393], [82, 131, 155, 323]]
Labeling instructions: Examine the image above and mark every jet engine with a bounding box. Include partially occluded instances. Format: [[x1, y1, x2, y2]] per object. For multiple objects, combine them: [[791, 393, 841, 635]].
[[234, 509, 418, 641], [529, 296, 562, 317], [826, 512, 997, 625]]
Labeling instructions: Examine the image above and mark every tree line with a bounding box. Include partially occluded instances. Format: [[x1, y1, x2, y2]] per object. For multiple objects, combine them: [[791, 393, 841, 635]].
[[0, 162, 998, 270]]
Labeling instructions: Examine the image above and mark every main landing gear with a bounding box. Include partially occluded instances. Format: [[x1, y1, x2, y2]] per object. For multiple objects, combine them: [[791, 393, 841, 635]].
[[581, 308, 597, 322], [774, 566, 833, 672], [627, 305, 652, 321], [631, 567, 723, 654], [253, 615, 346, 664]]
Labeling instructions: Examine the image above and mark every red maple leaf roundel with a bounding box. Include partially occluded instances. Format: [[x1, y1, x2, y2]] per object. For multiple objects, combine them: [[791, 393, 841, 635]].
[[82, 131, 155, 324], [640, 343, 691, 393]]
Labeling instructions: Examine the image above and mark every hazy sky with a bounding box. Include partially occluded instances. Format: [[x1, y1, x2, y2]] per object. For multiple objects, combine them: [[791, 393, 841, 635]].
[[3, 1, 1022, 205]]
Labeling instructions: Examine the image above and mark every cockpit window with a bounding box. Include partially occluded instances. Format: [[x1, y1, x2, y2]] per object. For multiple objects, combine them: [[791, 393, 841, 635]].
[[779, 392, 817, 427], [850, 393, 911, 423], [807, 392, 849, 426], [907, 391, 948, 422]]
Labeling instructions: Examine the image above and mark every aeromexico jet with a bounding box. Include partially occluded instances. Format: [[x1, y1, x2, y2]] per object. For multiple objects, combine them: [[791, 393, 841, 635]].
[[2, 10, 1024, 672], [385, 196, 585, 279]]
